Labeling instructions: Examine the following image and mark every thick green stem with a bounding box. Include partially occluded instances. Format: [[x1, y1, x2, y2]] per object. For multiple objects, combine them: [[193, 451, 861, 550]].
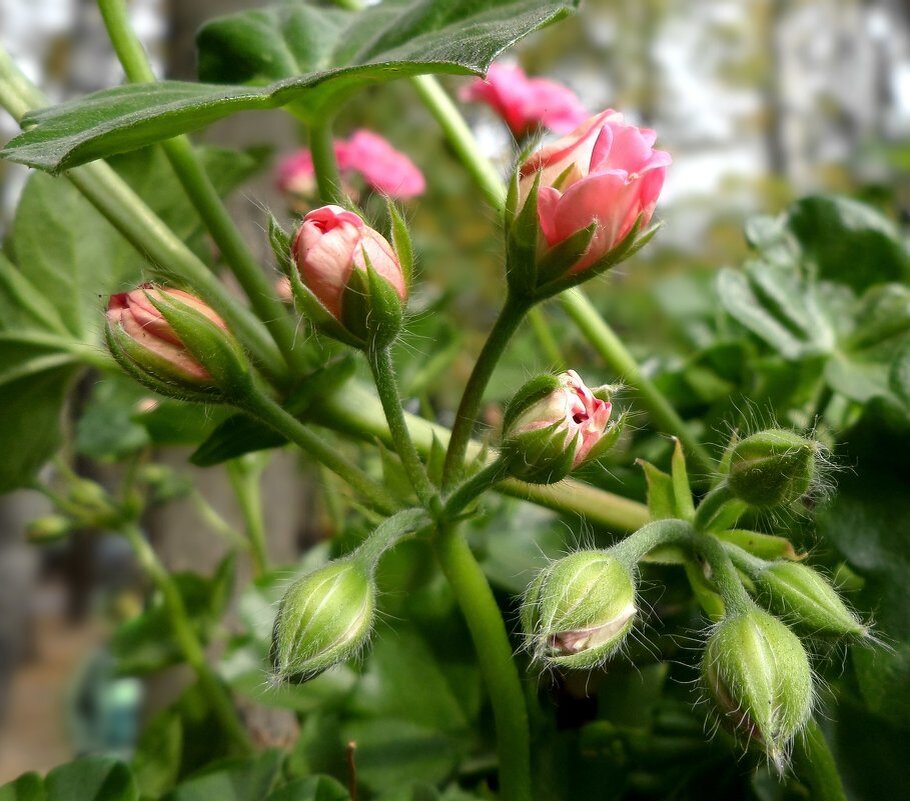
[[434, 525, 531, 801], [226, 457, 269, 577], [0, 49, 287, 383], [122, 524, 252, 753], [693, 532, 752, 614], [241, 389, 397, 516], [442, 294, 529, 489], [443, 458, 510, 520], [560, 289, 714, 476], [793, 719, 848, 801], [611, 518, 694, 565], [97, 0, 303, 371], [410, 75, 507, 212], [368, 346, 438, 509], [309, 115, 346, 205], [527, 306, 564, 369]]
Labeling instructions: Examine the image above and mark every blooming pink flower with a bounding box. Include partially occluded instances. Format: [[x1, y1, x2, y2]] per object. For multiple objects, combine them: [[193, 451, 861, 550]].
[[459, 62, 588, 137], [511, 370, 612, 468], [519, 110, 671, 274], [346, 130, 426, 199], [276, 131, 423, 200], [106, 286, 226, 383], [292, 205, 406, 320]]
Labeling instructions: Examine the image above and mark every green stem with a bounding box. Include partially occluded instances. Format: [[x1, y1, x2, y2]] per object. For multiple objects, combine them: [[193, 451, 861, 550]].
[[368, 346, 438, 509], [560, 289, 714, 476], [693, 532, 752, 614], [434, 525, 531, 801], [443, 458, 510, 520], [793, 719, 848, 801], [241, 389, 396, 516], [226, 457, 269, 577], [527, 306, 564, 369], [693, 483, 746, 533], [121, 523, 252, 753], [409, 75, 507, 212], [610, 518, 694, 565], [309, 115, 346, 205], [97, 0, 303, 371], [442, 294, 529, 489]]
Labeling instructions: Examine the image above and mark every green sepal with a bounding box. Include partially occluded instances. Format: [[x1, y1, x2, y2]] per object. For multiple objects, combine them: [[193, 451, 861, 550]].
[[387, 200, 414, 286], [426, 434, 446, 487], [670, 438, 696, 521], [501, 373, 561, 435], [583, 411, 626, 463], [533, 222, 596, 287], [506, 171, 542, 299], [716, 529, 802, 562], [501, 419, 576, 484], [268, 212, 293, 274], [637, 458, 676, 520], [105, 322, 224, 403], [364, 260, 404, 350], [287, 257, 365, 348], [339, 266, 371, 343], [145, 290, 251, 397]]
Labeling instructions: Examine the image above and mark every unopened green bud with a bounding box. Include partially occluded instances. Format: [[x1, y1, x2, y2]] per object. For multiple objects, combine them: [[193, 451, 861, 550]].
[[703, 608, 813, 769], [270, 558, 375, 683], [522, 550, 636, 669], [755, 562, 865, 638], [26, 515, 72, 543], [727, 429, 816, 507]]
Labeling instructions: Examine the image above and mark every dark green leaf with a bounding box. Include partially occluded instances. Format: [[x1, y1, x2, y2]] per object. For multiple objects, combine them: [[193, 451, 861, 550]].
[[264, 776, 349, 801], [75, 376, 151, 461], [1, 1, 580, 172], [0, 773, 45, 801], [163, 751, 282, 801], [45, 757, 137, 801], [132, 710, 183, 799]]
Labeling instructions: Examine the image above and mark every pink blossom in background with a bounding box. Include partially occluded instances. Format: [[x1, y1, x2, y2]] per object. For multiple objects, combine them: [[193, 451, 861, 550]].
[[276, 131, 424, 199], [519, 110, 671, 274], [459, 62, 588, 137]]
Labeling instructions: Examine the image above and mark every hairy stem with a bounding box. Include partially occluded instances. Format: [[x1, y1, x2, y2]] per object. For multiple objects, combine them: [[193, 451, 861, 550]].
[[793, 719, 848, 801], [309, 115, 346, 205], [226, 457, 269, 577], [434, 525, 532, 801], [122, 524, 252, 753]]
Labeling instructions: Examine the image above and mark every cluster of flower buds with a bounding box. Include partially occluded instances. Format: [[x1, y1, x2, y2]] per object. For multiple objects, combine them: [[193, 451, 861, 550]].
[[506, 110, 671, 300], [105, 285, 249, 401], [500, 370, 620, 484], [288, 205, 409, 349], [522, 549, 637, 669], [702, 607, 814, 771], [270, 556, 376, 683]]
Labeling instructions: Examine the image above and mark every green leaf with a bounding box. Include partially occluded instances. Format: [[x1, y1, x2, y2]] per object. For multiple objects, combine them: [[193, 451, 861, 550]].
[[164, 751, 282, 801], [75, 376, 152, 461], [132, 709, 183, 799], [264, 776, 349, 801], [45, 757, 137, 801], [112, 555, 235, 675], [1, 0, 580, 172], [0, 773, 45, 801], [784, 195, 910, 291]]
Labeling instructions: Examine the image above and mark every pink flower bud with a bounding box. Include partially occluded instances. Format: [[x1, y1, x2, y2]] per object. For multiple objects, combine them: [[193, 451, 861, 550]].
[[106, 286, 226, 384], [519, 110, 671, 274], [509, 370, 613, 470], [459, 62, 588, 137], [292, 205, 406, 321]]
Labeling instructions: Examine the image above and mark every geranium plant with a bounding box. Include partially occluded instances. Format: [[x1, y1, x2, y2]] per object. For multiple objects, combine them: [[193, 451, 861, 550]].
[[1, 2, 907, 800]]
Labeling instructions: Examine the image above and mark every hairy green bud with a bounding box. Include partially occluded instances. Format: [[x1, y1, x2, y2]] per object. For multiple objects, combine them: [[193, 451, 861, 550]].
[[522, 550, 636, 669], [727, 429, 816, 508], [755, 561, 865, 638], [703, 608, 813, 769], [271, 558, 375, 683]]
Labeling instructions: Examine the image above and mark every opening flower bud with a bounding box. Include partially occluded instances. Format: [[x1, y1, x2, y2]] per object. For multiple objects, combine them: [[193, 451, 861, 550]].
[[727, 429, 817, 508], [511, 110, 670, 290], [501, 370, 615, 484], [755, 561, 866, 638], [522, 550, 636, 669], [703, 608, 813, 769], [106, 286, 246, 400], [271, 558, 375, 683], [291, 205, 407, 347]]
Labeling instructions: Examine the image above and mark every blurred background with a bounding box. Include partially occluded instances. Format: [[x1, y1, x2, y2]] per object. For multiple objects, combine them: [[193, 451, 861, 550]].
[[2, 0, 910, 785]]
